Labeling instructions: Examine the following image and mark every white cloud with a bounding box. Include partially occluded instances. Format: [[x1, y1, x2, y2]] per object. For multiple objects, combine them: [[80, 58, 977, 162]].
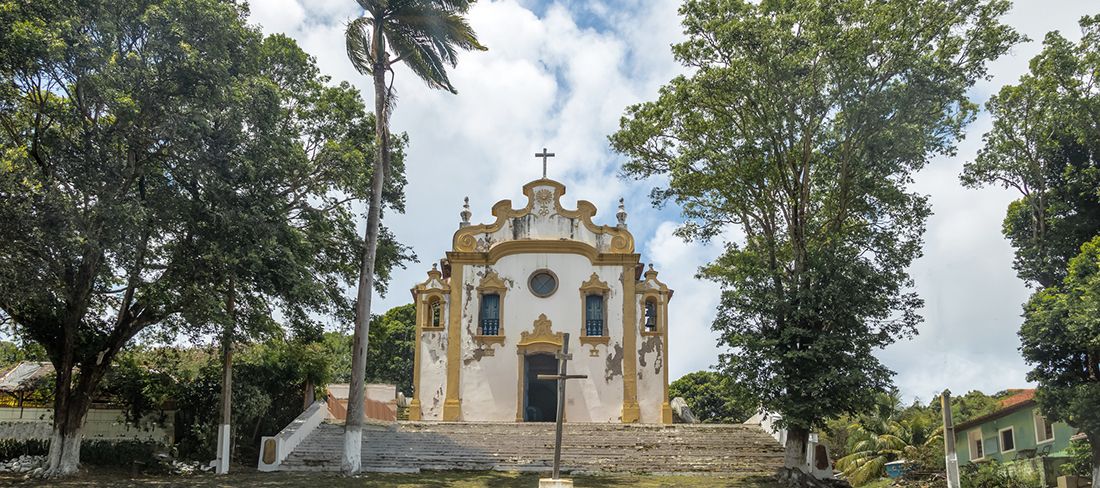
[[244, 0, 1100, 404]]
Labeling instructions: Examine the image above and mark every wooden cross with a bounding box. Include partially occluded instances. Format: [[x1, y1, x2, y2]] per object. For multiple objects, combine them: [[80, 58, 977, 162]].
[[535, 148, 555, 179], [536, 332, 587, 480]]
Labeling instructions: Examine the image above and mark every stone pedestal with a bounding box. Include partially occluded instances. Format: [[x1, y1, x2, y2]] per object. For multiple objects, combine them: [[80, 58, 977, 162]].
[[538, 478, 574, 488]]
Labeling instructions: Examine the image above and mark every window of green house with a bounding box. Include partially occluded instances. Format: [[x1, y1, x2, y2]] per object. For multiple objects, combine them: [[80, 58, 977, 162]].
[[999, 427, 1015, 453], [967, 429, 984, 461], [1034, 411, 1055, 443]]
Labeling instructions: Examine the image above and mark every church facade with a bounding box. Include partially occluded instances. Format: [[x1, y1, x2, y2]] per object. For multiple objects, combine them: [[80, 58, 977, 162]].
[[408, 178, 673, 424]]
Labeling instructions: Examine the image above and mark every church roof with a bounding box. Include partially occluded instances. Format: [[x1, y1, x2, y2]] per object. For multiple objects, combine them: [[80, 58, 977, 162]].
[[451, 179, 635, 258]]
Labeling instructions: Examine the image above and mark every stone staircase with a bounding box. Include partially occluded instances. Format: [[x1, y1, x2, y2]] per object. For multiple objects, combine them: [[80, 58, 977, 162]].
[[280, 421, 785, 474]]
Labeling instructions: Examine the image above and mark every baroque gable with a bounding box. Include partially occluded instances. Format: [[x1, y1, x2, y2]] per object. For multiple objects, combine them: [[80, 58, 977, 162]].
[[452, 179, 634, 255]]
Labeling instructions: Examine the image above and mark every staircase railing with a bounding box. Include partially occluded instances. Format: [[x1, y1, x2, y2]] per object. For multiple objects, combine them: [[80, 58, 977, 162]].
[[257, 400, 328, 472]]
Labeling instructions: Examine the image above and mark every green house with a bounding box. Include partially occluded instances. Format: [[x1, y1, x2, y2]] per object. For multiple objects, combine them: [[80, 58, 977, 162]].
[[953, 389, 1080, 484]]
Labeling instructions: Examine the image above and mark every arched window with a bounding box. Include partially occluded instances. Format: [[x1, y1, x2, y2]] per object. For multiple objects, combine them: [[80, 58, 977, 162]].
[[429, 297, 442, 328], [585, 294, 604, 336], [644, 298, 658, 332], [479, 293, 500, 336]]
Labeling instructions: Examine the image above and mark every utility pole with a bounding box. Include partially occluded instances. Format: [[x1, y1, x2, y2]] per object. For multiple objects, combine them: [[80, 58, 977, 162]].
[[941, 389, 961, 488]]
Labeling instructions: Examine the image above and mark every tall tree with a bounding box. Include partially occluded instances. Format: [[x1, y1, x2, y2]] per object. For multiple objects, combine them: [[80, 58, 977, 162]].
[[610, 0, 1019, 469], [1020, 236, 1100, 487], [342, 0, 485, 473], [0, 0, 407, 476], [961, 15, 1100, 288], [962, 17, 1100, 484]]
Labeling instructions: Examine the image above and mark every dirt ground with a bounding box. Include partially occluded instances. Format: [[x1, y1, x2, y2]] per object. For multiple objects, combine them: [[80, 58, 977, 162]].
[[0, 468, 784, 487]]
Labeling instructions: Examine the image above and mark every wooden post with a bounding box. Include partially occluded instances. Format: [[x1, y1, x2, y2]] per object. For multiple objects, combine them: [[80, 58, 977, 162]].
[[942, 389, 960, 488]]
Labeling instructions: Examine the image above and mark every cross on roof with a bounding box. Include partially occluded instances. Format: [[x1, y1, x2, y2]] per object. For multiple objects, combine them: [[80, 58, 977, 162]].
[[535, 148, 555, 179]]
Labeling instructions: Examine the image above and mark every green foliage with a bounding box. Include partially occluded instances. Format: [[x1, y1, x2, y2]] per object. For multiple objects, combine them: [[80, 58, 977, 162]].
[[345, 0, 487, 94], [1020, 236, 1100, 466], [78, 440, 162, 468], [0, 439, 48, 460], [928, 390, 1003, 425], [1062, 438, 1093, 477], [960, 460, 1042, 488], [0, 439, 159, 467], [0, 341, 46, 369], [961, 15, 1100, 288], [610, 0, 1021, 445], [170, 338, 332, 462], [322, 304, 416, 394], [831, 392, 944, 485], [669, 370, 756, 423], [0, 0, 410, 472]]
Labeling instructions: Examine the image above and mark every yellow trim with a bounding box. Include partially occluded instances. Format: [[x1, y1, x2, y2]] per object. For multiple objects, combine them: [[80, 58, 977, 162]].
[[578, 273, 611, 354], [621, 264, 640, 423], [661, 283, 672, 424], [452, 179, 634, 254], [449, 241, 639, 266], [515, 314, 564, 422], [443, 264, 464, 421]]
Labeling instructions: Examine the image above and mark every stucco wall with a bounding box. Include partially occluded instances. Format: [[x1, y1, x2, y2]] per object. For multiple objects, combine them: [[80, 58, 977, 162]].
[[954, 406, 1079, 464], [417, 328, 448, 421], [0, 407, 174, 443], [455, 255, 630, 422]]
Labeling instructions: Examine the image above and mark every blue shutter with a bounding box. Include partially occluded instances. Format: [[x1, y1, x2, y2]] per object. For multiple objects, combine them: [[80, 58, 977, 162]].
[[480, 293, 500, 335], [586, 294, 603, 336]]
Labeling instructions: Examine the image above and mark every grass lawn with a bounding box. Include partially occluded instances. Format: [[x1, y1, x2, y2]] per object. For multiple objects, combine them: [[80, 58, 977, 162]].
[[0, 469, 785, 487]]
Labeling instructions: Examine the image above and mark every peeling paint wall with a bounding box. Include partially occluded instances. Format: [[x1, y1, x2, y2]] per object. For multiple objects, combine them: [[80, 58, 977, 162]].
[[418, 330, 447, 420], [453, 254, 626, 422], [636, 302, 666, 424]]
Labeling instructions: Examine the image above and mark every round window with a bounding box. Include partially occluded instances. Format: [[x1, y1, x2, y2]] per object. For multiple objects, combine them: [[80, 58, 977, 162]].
[[528, 270, 558, 297]]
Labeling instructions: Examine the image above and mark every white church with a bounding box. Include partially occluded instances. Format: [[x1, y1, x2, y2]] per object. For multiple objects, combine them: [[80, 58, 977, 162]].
[[408, 176, 674, 424]]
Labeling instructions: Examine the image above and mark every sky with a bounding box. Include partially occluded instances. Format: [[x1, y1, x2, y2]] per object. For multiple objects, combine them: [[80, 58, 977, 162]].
[[245, 0, 1098, 405]]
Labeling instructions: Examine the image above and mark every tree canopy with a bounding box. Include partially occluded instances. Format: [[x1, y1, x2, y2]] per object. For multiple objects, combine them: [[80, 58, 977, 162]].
[[1020, 236, 1100, 481], [0, 0, 409, 475], [669, 370, 756, 424], [610, 0, 1020, 466], [961, 15, 1100, 288]]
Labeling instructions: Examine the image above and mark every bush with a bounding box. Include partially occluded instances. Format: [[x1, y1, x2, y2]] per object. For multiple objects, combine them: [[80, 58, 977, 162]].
[[80, 439, 163, 467], [0, 439, 48, 460], [1061, 438, 1092, 477], [961, 460, 1042, 488], [0, 438, 163, 470]]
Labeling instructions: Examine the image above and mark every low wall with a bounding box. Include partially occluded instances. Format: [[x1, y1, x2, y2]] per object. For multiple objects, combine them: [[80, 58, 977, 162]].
[[0, 407, 174, 444], [257, 400, 328, 472]]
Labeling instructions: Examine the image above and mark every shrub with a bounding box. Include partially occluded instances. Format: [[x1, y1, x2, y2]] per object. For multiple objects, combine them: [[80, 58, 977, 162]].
[[961, 460, 1042, 488], [80, 439, 163, 467], [1060, 438, 1092, 477], [0, 439, 48, 460]]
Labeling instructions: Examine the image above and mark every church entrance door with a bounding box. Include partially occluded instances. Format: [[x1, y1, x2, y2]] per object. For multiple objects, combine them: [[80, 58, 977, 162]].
[[523, 353, 558, 422]]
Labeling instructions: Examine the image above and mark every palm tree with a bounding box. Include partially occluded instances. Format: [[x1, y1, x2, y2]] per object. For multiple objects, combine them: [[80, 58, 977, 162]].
[[341, 0, 485, 474], [835, 417, 943, 485]]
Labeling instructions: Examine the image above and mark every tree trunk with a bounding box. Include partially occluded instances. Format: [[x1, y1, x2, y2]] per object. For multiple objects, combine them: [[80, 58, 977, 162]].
[[1089, 431, 1099, 488], [303, 379, 315, 410], [215, 277, 236, 475], [783, 425, 809, 471], [44, 367, 96, 477], [342, 19, 388, 476]]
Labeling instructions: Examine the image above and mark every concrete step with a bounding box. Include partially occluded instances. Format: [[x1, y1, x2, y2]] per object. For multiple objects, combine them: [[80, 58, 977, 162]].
[[279, 421, 784, 474]]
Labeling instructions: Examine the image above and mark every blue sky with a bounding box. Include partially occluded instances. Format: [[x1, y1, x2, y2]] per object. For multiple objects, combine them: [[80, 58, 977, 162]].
[[245, 0, 1099, 404]]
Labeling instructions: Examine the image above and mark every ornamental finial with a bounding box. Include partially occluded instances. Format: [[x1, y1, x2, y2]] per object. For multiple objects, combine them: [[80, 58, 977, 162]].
[[460, 196, 471, 227], [616, 197, 627, 228]]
